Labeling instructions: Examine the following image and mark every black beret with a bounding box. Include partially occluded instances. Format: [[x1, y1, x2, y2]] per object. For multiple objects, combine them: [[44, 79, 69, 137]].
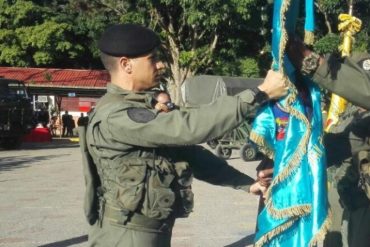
[[98, 23, 160, 57]]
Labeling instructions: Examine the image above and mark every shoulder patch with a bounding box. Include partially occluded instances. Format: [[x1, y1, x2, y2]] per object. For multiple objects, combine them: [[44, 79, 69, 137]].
[[127, 108, 156, 123], [359, 58, 370, 71]]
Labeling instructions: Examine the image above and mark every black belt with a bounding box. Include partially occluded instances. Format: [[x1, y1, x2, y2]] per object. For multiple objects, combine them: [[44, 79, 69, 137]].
[[103, 204, 174, 233]]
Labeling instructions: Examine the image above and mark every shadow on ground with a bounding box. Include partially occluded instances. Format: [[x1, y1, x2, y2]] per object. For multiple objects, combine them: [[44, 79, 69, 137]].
[[224, 233, 255, 247], [0, 138, 78, 172], [0, 153, 68, 172], [38, 235, 88, 247], [20, 138, 79, 150]]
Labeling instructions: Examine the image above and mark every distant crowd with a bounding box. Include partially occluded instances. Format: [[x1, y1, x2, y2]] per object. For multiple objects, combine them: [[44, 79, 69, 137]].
[[34, 110, 86, 137]]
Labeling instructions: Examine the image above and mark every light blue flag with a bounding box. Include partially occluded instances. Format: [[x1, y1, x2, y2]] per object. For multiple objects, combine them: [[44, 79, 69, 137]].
[[251, 0, 331, 246]]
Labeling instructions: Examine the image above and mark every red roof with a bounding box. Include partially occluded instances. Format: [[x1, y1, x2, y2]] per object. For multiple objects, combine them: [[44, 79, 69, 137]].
[[0, 67, 109, 89]]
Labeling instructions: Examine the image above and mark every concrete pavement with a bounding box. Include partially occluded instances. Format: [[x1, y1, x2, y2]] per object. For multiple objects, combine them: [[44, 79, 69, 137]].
[[0, 139, 260, 247]]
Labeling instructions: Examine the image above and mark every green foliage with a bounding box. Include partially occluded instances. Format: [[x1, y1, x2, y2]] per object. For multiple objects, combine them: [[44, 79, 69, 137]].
[[313, 33, 341, 54], [239, 57, 260, 78], [317, 0, 345, 15], [131, 0, 262, 75], [212, 56, 260, 78], [0, 0, 80, 67], [1, 0, 368, 89], [353, 30, 370, 53]]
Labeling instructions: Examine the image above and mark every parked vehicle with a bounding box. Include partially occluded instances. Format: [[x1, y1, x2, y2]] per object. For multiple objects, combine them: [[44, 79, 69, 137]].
[[214, 121, 258, 161], [0, 78, 34, 149], [181, 75, 261, 161]]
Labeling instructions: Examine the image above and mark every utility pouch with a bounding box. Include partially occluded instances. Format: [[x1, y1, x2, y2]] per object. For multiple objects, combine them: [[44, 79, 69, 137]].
[[355, 150, 370, 200], [78, 126, 101, 225], [114, 158, 147, 212], [141, 159, 176, 220], [173, 161, 194, 218]]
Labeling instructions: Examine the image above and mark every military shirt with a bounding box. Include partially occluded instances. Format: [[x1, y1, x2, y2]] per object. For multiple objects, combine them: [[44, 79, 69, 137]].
[[313, 52, 370, 110], [87, 83, 258, 150], [86, 83, 259, 195]]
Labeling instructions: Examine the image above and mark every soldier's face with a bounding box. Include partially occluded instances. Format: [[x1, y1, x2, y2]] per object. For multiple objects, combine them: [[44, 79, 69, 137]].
[[131, 50, 165, 90]]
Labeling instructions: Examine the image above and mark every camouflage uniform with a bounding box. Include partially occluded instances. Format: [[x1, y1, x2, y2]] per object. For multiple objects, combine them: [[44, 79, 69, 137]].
[[313, 52, 370, 110], [324, 105, 370, 247], [81, 83, 259, 247], [308, 52, 370, 247]]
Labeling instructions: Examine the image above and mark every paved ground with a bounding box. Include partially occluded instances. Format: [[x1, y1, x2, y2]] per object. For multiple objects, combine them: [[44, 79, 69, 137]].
[[0, 139, 261, 247]]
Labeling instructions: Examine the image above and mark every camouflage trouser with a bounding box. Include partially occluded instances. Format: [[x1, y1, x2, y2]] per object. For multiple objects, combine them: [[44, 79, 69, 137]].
[[324, 161, 370, 247], [342, 205, 370, 247], [324, 164, 348, 247], [88, 218, 172, 247]]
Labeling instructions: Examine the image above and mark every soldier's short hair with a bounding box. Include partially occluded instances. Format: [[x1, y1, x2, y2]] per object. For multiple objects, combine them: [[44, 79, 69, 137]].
[[100, 53, 119, 72]]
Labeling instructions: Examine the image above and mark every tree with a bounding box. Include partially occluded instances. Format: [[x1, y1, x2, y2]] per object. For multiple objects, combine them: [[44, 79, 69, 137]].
[[315, 0, 370, 54], [78, 0, 263, 104], [0, 0, 81, 67]]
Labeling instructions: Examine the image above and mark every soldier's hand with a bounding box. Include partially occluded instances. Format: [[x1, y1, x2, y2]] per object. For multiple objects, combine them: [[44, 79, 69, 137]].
[[249, 181, 267, 196], [257, 167, 273, 187], [258, 70, 289, 100], [155, 102, 170, 112]]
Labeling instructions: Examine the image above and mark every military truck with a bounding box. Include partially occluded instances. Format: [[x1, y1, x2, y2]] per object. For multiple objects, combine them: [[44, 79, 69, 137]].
[[181, 75, 261, 161], [0, 78, 34, 149]]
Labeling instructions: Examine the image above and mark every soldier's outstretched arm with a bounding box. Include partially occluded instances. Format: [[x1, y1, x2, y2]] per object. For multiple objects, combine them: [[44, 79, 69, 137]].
[[287, 37, 370, 110], [313, 53, 370, 110], [106, 71, 288, 147]]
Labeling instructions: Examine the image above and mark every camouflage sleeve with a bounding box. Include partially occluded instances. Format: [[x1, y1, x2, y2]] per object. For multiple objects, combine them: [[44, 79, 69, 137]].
[[107, 91, 258, 147], [178, 145, 255, 192], [313, 52, 370, 110]]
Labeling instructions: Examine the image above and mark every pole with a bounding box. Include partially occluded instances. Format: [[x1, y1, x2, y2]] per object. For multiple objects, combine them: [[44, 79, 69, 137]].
[[324, 0, 361, 132]]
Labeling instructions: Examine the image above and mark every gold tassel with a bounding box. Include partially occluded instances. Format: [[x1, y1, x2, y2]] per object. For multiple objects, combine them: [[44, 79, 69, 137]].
[[265, 199, 311, 219], [249, 131, 274, 159], [254, 219, 297, 247], [308, 209, 332, 247], [304, 31, 315, 45]]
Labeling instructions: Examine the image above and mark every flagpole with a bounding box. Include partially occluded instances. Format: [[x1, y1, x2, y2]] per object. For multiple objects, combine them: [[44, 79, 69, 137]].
[[324, 0, 361, 132]]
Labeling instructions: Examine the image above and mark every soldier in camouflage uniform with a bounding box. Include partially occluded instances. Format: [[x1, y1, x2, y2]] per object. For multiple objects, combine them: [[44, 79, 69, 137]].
[[324, 105, 370, 247], [79, 23, 288, 247], [287, 38, 370, 247], [287, 37, 370, 110]]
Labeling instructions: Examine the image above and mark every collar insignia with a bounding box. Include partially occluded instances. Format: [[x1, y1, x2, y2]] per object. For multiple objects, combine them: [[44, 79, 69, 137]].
[[363, 59, 370, 71]]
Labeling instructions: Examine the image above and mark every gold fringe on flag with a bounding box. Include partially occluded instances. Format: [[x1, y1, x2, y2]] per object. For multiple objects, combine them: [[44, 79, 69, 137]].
[[304, 30, 315, 45]]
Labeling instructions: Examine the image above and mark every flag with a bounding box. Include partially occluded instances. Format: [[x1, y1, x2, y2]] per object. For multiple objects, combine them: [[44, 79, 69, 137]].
[[251, 0, 331, 246]]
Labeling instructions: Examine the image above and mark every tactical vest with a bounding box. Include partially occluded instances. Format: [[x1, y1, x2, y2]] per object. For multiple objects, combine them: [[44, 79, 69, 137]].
[[325, 106, 370, 208], [86, 93, 194, 226], [354, 150, 370, 200], [348, 109, 370, 201]]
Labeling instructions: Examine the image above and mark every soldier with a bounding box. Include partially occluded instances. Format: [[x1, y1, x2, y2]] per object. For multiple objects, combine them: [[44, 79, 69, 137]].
[[323, 105, 370, 247], [80, 23, 288, 247], [287, 36, 370, 110], [62, 111, 70, 137], [152, 90, 176, 113], [287, 38, 370, 247]]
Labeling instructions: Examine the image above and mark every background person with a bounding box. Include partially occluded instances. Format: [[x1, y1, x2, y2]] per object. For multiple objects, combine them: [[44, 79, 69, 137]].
[[66, 115, 75, 137], [152, 90, 176, 112], [62, 111, 70, 137]]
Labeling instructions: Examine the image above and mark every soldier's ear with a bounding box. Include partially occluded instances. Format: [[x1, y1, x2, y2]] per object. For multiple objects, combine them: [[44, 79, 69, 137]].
[[119, 57, 132, 73]]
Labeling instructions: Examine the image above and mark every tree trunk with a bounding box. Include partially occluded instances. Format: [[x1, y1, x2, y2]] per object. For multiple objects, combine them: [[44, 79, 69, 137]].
[[315, 3, 333, 33]]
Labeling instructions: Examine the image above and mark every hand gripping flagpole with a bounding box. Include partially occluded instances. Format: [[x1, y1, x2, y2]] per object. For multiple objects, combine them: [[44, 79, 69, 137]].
[[324, 0, 362, 132]]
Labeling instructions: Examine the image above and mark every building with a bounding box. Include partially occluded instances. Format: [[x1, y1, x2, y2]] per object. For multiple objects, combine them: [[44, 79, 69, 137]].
[[0, 67, 109, 118]]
